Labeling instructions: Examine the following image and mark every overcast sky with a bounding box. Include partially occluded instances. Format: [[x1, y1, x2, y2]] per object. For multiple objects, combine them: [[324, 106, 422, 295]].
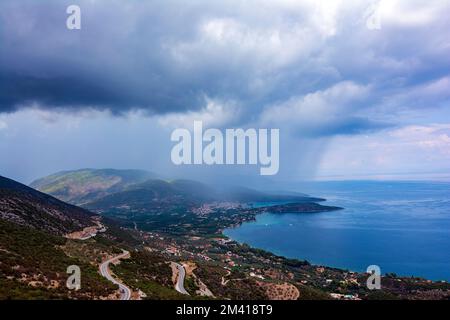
[[1, 0, 450, 184]]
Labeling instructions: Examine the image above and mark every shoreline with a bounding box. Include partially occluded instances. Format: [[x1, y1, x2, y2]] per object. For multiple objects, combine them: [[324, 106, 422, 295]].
[[221, 207, 449, 283]]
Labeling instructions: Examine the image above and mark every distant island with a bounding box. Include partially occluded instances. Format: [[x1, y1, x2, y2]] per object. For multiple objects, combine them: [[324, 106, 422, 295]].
[[254, 202, 343, 214]]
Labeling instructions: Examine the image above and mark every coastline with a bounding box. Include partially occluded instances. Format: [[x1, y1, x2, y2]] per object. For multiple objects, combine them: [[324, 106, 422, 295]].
[[221, 200, 450, 283], [219, 201, 355, 275]]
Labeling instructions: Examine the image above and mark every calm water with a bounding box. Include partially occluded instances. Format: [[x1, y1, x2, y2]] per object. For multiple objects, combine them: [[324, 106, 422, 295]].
[[224, 181, 450, 281]]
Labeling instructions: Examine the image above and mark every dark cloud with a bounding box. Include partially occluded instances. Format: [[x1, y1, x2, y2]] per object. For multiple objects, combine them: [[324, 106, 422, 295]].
[[0, 71, 204, 115], [0, 0, 216, 114], [0, 0, 448, 136]]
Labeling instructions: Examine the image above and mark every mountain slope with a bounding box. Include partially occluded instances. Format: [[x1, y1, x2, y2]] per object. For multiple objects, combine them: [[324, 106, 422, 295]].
[[0, 175, 194, 300], [0, 218, 117, 299], [84, 178, 323, 214], [84, 179, 214, 214], [31, 170, 322, 212], [0, 175, 95, 235], [30, 169, 155, 205], [0, 175, 134, 299]]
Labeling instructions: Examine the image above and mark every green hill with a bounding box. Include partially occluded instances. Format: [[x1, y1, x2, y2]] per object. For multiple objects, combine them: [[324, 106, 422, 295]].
[[0, 174, 183, 300], [0, 175, 95, 235], [31, 169, 322, 211], [0, 175, 124, 299], [0, 219, 117, 299], [30, 169, 156, 205]]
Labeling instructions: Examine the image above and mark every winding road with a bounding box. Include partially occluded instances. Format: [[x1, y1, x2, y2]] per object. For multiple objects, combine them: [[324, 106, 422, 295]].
[[174, 263, 190, 295], [99, 250, 132, 300]]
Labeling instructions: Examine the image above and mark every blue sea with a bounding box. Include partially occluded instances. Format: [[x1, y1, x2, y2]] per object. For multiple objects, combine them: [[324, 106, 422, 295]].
[[224, 181, 450, 281]]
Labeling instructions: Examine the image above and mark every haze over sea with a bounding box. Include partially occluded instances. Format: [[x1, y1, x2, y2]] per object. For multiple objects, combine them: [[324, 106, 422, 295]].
[[224, 181, 450, 281]]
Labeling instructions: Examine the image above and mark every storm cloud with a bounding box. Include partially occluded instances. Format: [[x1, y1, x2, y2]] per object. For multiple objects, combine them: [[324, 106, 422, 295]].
[[0, 0, 448, 136]]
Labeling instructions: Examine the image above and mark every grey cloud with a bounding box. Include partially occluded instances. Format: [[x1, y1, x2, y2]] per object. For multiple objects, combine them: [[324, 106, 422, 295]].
[[0, 0, 449, 137], [0, 0, 217, 114], [0, 0, 357, 114]]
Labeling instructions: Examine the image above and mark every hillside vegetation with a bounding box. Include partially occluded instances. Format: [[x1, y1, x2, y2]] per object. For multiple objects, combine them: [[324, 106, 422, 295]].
[[30, 169, 155, 205], [1, 175, 94, 235]]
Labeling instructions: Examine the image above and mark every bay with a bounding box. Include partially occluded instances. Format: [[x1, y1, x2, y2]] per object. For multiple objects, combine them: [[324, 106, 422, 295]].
[[224, 181, 450, 281]]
